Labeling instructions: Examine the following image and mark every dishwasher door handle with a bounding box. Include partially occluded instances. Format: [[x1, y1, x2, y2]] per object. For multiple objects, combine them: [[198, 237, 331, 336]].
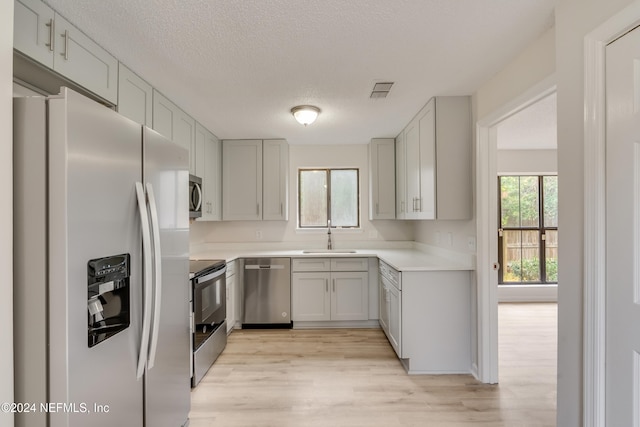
[[245, 264, 285, 270]]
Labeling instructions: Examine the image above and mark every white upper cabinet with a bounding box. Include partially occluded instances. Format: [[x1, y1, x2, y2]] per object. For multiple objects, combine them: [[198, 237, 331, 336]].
[[396, 96, 471, 220], [14, 0, 54, 66], [151, 90, 175, 140], [174, 109, 196, 174], [433, 97, 472, 220], [14, 0, 118, 104], [222, 140, 263, 221], [195, 123, 222, 221], [369, 138, 396, 220], [117, 63, 152, 126], [222, 139, 289, 221], [404, 100, 435, 219], [395, 130, 407, 219], [262, 139, 289, 221], [152, 90, 195, 173]]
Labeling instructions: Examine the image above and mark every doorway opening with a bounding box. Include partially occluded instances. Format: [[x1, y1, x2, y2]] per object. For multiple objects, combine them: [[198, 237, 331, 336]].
[[491, 92, 558, 418], [475, 77, 556, 384]]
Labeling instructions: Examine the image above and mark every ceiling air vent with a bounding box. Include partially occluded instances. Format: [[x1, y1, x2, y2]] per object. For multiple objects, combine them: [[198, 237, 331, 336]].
[[370, 82, 394, 99]]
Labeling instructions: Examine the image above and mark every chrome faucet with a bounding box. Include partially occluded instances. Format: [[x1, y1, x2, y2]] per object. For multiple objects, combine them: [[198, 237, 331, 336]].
[[327, 219, 332, 250]]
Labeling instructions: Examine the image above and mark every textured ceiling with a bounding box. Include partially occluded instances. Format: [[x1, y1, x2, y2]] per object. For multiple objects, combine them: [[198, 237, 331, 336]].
[[497, 92, 557, 150], [43, 0, 556, 145]]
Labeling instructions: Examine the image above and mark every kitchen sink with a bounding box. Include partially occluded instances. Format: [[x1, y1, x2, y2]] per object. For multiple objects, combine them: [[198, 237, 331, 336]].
[[302, 250, 357, 254]]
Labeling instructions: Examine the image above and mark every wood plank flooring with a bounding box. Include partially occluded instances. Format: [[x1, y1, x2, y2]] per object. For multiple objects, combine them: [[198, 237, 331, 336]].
[[189, 303, 557, 427]]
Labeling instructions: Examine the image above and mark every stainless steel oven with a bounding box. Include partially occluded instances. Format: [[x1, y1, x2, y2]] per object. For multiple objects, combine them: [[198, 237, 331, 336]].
[[189, 259, 227, 386], [193, 261, 226, 327]]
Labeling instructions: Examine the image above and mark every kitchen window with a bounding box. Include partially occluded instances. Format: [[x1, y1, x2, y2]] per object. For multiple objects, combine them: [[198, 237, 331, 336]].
[[498, 175, 558, 284], [298, 168, 360, 228]]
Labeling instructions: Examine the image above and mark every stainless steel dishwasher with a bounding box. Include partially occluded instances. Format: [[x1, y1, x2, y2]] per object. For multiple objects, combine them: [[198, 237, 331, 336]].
[[240, 258, 292, 327]]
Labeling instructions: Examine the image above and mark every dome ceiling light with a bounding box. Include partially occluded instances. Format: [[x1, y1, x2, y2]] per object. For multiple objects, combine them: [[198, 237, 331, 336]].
[[291, 105, 320, 126]]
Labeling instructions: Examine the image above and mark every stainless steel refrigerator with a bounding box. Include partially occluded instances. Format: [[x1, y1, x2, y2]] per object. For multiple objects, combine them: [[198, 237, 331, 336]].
[[13, 88, 191, 427]]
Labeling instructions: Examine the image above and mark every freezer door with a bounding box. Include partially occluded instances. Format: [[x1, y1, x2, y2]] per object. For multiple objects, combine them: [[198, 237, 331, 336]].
[[142, 127, 191, 427], [47, 88, 144, 427]]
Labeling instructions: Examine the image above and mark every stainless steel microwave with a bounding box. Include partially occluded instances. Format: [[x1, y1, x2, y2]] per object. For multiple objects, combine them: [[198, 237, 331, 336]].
[[189, 174, 202, 218]]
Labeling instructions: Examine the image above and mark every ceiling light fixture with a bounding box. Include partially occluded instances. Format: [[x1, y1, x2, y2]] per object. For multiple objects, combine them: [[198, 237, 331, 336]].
[[291, 105, 320, 126]]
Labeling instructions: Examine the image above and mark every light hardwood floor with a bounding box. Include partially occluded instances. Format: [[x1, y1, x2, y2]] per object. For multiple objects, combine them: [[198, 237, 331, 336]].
[[190, 303, 557, 427]]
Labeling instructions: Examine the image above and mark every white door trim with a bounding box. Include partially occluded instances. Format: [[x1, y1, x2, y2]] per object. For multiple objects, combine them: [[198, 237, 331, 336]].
[[476, 76, 556, 384], [584, 4, 640, 426]]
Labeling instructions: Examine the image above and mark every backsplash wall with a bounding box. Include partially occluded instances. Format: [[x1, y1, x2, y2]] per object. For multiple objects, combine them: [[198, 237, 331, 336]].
[[190, 144, 413, 246]]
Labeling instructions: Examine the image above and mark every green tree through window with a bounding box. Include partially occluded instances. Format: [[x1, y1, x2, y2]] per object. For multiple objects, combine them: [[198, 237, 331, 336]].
[[499, 175, 558, 284]]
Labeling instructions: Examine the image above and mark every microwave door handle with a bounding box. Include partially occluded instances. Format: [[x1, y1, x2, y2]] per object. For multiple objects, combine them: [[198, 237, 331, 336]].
[[193, 182, 202, 212], [146, 183, 163, 370], [135, 182, 153, 379]]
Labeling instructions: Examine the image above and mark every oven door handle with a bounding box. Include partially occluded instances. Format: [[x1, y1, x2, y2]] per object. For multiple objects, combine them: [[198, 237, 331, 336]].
[[135, 182, 152, 379], [194, 268, 226, 286], [146, 183, 162, 370]]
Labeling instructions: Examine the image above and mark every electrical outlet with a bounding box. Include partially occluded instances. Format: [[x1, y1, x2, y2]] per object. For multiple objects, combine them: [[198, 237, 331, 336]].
[[255, 230, 263, 240], [467, 236, 476, 251]]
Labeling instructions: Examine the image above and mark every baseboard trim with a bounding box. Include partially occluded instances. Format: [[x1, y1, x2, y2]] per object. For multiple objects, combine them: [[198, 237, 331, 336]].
[[292, 320, 380, 329], [498, 284, 558, 303]]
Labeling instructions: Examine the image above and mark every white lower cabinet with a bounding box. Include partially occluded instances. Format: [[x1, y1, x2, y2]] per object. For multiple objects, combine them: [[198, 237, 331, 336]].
[[387, 284, 401, 353], [400, 270, 472, 374], [379, 261, 401, 357], [225, 260, 236, 333], [291, 258, 369, 322], [291, 272, 331, 321]]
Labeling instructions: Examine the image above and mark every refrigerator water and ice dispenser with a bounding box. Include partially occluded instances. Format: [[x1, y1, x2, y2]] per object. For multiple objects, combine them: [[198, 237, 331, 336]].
[[87, 254, 131, 347]]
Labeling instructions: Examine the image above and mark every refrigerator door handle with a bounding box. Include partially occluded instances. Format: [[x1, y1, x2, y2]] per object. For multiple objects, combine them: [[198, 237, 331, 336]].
[[146, 183, 163, 370], [135, 182, 153, 379]]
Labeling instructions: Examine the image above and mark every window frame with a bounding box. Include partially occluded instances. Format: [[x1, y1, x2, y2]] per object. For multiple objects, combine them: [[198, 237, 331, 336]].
[[497, 174, 558, 285], [297, 168, 361, 229]]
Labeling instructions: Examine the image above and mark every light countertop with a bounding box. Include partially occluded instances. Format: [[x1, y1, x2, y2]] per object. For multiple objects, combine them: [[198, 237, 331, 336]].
[[189, 244, 475, 272]]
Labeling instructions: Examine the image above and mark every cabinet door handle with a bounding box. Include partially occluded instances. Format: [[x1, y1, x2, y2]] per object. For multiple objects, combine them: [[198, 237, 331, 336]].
[[333, 279, 336, 293], [376, 203, 379, 215], [62, 29, 69, 60], [280, 203, 283, 216], [46, 18, 54, 52], [326, 279, 329, 293], [256, 203, 260, 216], [400, 201, 405, 213]]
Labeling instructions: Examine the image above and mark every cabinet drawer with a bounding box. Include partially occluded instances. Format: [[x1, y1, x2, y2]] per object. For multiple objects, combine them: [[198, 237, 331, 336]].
[[292, 258, 331, 272], [330, 258, 368, 272]]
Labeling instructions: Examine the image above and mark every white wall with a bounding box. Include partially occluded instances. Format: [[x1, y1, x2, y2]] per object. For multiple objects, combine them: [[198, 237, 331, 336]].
[[555, 0, 633, 425], [190, 144, 413, 247], [413, 26, 556, 254], [497, 149, 557, 175], [1, 2, 14, 427]]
